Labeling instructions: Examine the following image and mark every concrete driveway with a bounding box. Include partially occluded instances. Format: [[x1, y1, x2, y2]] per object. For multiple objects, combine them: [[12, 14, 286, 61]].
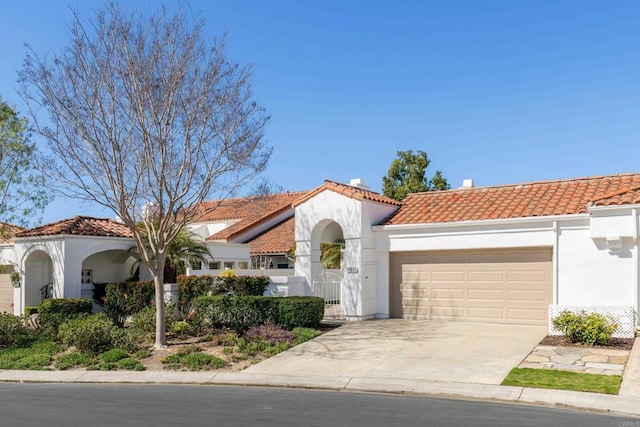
[[245, 319, 547, 385]]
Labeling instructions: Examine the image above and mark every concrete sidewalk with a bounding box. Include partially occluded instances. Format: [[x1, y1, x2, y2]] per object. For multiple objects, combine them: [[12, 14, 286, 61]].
[[1, 368, 639, 417]]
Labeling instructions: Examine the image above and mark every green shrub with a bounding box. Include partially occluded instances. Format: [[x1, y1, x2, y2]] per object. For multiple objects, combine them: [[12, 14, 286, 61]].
[[38, 298, 93, 337], [192, 296, 278, 332], [99, 281, 155, 326], [127, 305, 175, 343], [552, 310, 618, 345], [58, 314, 115, 353], [192, 295, 324, 331], [277, 297, 324, 330], [178, 275, 217, 314], [0, 313, 30, 346], [98, 348, 129, 363], [218, 276, 270, 296], [110, 327, 145, 353], [23, 306, 38, 316], [178, 275, 271, 315]]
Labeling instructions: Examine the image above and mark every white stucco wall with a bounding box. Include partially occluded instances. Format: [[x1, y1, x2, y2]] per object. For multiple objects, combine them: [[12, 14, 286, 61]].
[[294, 190, 397, 320], [12, 235, 135, 315]]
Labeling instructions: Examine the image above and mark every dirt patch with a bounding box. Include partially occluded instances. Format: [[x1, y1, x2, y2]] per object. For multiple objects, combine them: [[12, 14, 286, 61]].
[[139, 324, 340, 372], [539, 335, 635, 350]]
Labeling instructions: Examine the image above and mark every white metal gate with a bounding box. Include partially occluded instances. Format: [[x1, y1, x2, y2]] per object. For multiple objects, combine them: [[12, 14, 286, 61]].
[[312, 269, 343, 318]]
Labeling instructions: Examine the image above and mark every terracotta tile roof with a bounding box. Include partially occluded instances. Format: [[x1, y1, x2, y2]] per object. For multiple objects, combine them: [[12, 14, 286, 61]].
[[15, 216, 133, 238], [292, 180, 402, 207], [0, 223, 23, 244], [197, 191, 307, 241], [244, 216, 295, 255], [382, 173, 640, 225], [590, 185, 640, 207]]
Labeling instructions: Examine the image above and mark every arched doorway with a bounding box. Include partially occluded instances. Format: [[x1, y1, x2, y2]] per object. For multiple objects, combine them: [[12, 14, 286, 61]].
[[310, 220, 345, 319], [24, 250, 54, 308]]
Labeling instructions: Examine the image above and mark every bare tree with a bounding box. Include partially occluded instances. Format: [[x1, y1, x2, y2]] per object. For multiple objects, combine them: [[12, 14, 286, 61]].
[[19, 2, 271, 348]]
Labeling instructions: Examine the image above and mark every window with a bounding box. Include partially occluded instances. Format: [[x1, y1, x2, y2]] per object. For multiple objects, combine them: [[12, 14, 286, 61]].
[[81, 270, 93, 284], [191, 261, 202, 271], [277, 263, 289, 269], [237, 261, 248, 269], [223, 261, 235, 269], [209, 261, 220, 270]]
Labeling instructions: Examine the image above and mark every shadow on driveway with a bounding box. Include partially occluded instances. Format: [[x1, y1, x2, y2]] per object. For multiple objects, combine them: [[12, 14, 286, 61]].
[[246, 319, 547, 385]]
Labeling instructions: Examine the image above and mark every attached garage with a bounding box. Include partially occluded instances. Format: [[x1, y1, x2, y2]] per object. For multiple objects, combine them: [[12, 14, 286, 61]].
[[390, 248, 553, 325]]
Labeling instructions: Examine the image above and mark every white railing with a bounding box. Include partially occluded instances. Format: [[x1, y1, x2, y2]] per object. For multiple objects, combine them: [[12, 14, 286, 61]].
[[312, 279, 341, 305]]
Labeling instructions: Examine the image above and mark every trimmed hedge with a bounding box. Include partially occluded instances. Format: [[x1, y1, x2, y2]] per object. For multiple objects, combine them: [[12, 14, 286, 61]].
[[23, 306, 38, 316], [192, 296, 324, 332], [277, 296, 325, 330], [38, 298, 93, 336], [178, 275, 270, 314]]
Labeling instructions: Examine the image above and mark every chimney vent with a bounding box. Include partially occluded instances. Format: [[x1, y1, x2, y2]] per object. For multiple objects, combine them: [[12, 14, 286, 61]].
[[349, 178, 370, 190], [460, 179, 474, 189]]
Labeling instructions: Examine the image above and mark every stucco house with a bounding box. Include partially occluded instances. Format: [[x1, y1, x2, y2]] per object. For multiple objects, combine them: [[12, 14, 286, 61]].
[[0, 173, 639, 336]]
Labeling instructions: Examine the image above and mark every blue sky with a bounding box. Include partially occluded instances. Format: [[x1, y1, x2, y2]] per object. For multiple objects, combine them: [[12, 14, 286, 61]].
[[1, 1, 639, 224]]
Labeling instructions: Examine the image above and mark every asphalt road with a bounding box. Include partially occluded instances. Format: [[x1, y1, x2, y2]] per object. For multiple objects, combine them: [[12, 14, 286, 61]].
[[0, 383, 637, 427]]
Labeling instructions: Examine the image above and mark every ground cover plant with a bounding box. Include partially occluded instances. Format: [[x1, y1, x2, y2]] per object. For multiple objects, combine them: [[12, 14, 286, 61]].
[[0, 294, 327, 372]]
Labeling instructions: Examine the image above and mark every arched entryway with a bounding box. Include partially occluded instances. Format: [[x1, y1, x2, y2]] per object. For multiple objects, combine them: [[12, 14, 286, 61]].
[[310, 220, 345, 319], [24, 250, 54, 308]]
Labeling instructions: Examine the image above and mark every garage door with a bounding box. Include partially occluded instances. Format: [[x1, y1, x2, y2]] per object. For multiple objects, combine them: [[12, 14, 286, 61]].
[[390, 248, 553, 325]]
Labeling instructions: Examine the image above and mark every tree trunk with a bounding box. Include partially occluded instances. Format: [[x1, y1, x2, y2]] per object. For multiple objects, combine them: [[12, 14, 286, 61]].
[[154, 254, 167, 349]]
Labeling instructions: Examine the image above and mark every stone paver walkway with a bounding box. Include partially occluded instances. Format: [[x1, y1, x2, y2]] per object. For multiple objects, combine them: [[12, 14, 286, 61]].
[[518, 345, 630, 375]]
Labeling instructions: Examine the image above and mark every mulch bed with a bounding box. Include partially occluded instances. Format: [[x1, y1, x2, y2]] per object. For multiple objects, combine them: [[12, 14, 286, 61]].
[[539, 335, 635, 350]]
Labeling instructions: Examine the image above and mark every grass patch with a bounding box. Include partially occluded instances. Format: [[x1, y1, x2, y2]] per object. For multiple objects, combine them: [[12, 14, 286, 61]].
[[161, 346, 226, 371], [502, 368, 621, 395]]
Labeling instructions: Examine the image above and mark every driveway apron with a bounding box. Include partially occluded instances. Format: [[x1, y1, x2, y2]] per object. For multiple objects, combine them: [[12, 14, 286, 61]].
[[245, 319, 547, 385]]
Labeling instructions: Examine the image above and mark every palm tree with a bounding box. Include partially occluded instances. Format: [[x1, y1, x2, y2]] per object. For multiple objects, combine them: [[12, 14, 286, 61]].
[[321, 240, 344, 270], [129, 226, 211, 283]]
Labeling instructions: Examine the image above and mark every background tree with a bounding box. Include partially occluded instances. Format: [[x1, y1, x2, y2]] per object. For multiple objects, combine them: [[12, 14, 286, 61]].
[[20, 3, 271, 348], [0, 98, 48, 232], [382, 150, 450, 201]]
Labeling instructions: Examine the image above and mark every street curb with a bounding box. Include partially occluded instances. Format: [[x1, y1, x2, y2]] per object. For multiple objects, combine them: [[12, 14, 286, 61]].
[[0, 371, 639, 418]]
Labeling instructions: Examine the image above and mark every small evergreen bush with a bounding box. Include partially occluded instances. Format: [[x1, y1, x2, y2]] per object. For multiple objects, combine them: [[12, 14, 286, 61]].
[[552, 310, 618, 345], [38, 298, 93, 337], [277, 297, 324, 329], [0, 313, 30, 346], [58, 314, 115, 353]]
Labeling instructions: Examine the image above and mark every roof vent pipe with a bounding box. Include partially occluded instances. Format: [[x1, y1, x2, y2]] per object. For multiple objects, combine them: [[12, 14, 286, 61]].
[[349, 178, 370, 190]]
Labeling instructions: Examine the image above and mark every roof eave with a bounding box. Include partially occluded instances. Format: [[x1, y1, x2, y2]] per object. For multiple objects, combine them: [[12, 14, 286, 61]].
[[373, 213, 591, 231]]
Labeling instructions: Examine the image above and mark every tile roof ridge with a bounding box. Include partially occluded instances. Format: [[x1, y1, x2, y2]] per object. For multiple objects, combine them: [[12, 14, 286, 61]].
[[404, 172, 640, 197]]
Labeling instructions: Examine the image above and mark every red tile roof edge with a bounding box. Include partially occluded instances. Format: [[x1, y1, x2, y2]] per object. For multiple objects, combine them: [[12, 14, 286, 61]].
[[15, 216, 133, 238], [292, 180, 402, 207], [206, 202, 297, 242]]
